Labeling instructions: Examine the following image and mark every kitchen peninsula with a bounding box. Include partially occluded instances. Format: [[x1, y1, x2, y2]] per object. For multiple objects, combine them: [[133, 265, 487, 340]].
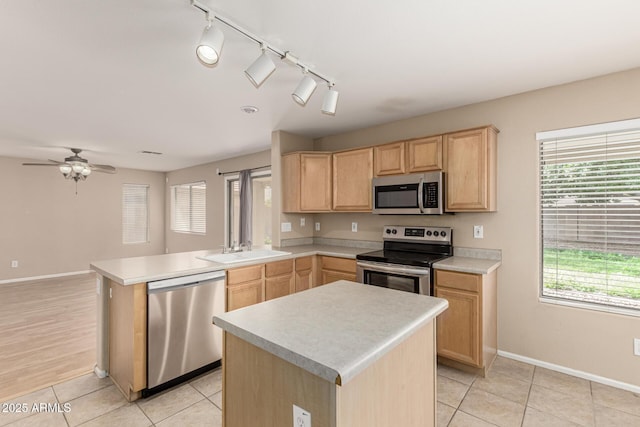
[[214, 280, 448, 427]]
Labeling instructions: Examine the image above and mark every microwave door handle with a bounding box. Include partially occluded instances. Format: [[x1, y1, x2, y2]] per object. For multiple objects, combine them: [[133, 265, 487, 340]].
[[417, 177, 425, 213]]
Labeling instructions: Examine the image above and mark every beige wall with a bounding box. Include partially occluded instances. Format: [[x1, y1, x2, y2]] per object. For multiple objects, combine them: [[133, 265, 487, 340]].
[[0, 156, 166, 281], [165, 150, 271, 253], [309, 68, 640, 387]]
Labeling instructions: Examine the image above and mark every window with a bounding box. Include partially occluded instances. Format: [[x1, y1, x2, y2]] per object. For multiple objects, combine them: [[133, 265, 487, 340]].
[[122, 184, 149, 244], [171, 181, 206, 234], [226, 171, 272, 247], [538, 119, 640, 312]]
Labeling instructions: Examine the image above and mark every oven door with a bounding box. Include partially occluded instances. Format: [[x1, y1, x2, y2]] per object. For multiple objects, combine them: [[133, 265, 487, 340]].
[[356, 260, 431, 295]]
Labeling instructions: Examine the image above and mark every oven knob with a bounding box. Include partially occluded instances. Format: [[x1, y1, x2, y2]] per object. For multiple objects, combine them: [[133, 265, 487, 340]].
[[391, 229, 397, 234], [386, 229, 392, 234], [433, 231, 439, 237], [441, 231, 447, 237], [426, 230, 432, 236]]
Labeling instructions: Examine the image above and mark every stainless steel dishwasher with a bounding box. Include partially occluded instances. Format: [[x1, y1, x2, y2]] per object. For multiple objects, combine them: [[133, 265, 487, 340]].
[[146, 270, 225, 393]]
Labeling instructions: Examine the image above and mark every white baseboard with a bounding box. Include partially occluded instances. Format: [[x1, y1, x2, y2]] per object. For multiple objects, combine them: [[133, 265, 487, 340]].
[[0, 270, 93, 285], [498, 350, 640, 394]]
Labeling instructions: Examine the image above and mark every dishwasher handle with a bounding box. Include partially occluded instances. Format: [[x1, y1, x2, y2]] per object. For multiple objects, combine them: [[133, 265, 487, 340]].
[[147, 270, 225, 293]]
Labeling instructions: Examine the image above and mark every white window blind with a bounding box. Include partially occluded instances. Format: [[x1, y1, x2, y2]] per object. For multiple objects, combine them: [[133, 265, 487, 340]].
[[122, 184, 149, 244], [171, 181, 206, 234], [539, 122, 640, 312]]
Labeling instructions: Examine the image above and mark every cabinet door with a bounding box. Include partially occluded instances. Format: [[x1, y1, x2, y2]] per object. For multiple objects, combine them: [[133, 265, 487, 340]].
[[444, 127, 497, 211], [265, 274, 294, 300], [300, 153, 332, 211], [407, 136, 442, 172], [332, 147, 374, 211], [435, 287, 481, 367], [227, 279, 264, 311], [295, 269, 313, 292], [374, 142, 405, 176], [281, 153, 301, 213]]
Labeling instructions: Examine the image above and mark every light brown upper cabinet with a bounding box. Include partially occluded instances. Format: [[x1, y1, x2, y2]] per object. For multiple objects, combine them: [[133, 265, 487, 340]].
[[374, 137, 443, 177], [444, 126, 498, 212], [407, 135, 443, 173], [282, 152, 332, 212], [332, 147, 374, 211], [374, 141, 406, 176]]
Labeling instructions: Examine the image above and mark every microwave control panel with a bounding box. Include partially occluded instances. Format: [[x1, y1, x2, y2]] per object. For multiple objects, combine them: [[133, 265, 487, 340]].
[[423, 181, 439, 208]]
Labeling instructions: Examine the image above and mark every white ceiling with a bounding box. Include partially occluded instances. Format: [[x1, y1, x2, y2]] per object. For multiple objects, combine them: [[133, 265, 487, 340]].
[[2, 0, 640, 172]]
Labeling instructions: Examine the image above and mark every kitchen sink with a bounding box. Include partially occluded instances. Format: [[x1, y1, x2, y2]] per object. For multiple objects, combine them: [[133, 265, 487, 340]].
[[198, 249, 291, 264]]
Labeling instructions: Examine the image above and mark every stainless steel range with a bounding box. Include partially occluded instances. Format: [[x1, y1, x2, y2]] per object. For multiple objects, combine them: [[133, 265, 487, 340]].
[[356, 225, 453, 295]]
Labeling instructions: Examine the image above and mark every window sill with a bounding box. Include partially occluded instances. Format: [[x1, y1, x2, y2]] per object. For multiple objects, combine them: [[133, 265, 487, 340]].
[[539, 296, 640, 318]]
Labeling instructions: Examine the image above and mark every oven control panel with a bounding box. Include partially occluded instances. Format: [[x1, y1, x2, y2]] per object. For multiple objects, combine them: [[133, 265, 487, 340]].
[[383, 225, 452, 244]]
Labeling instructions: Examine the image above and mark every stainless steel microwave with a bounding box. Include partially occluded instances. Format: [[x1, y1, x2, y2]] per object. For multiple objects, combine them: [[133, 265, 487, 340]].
[[372, 171, 444, 215]]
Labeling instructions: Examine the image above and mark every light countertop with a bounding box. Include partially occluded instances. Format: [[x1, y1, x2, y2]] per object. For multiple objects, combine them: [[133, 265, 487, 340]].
[[90, 245, 365, 285], [433, 256, 501, 275], [213, 280, 448, 385], [91, 244, 501, 285]]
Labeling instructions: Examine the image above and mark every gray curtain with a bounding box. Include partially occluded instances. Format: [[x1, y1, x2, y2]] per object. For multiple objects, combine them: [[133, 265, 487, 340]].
[[238, 169, 252, 246]]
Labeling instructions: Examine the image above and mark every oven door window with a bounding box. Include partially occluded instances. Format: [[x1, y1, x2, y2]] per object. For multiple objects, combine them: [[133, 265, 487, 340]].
[[365, 270, 420, 293]]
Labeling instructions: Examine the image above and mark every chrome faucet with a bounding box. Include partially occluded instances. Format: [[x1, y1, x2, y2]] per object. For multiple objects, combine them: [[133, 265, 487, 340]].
[[221, 240, 252, 253]]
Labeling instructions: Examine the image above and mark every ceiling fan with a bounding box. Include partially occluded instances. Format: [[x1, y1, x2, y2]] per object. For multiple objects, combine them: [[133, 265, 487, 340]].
[[22, 148, 117, 182]]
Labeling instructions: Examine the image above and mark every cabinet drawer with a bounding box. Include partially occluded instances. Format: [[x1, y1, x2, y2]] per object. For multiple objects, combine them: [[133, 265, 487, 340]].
[[227, 264, 263, 285], [435, 270, 481, 293], [295, 256, 313, 271], [320, 256, 356, 273], [265, 259, 293, 277], [321, 270, 356, 285]]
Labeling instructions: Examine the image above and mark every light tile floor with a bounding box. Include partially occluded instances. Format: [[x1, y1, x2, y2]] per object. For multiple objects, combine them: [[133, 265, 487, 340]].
[[2, 356, 639, 426]]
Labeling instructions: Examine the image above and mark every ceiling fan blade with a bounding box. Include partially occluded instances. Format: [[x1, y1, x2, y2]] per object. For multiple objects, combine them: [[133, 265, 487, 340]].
[[90, 164, 117, 173], [22, 162, 63, 166]]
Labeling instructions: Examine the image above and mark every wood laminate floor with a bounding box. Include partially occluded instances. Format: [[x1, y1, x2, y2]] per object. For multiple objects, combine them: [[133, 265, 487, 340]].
[[0, 273, 96, 402]]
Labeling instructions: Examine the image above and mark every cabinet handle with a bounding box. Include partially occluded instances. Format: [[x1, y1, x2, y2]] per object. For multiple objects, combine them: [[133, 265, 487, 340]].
[[109, 287, 112, 299]]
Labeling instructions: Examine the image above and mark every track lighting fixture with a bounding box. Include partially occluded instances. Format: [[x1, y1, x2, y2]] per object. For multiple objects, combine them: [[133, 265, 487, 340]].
[[292, 73, 317, 106], [196, 21, 224, 66], [190, 0, 338, 114], [322, 84, 339, 115], [244, 47, 276, 88]]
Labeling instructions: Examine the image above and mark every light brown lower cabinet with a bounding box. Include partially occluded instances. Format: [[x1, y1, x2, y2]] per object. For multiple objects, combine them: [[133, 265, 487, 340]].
[[435, 268, 497, 376], [108, 280, 146, 402], [294, 256, 314, 292], [226, 264, 265, 311], [265, 259, 294, 301], [318, 256, 357, 285]]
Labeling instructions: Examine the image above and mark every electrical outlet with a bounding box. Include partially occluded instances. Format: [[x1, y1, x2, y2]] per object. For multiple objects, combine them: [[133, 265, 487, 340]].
[[473, 225, 484, 239], [281, 222, 292, 232], [315, 222, 320, 231], [351, 222, 358, 232], [634, 338, 640, 356], [293, 404, 311, 427], [300, 217, 306, 227], [11, 260, 18, 268]]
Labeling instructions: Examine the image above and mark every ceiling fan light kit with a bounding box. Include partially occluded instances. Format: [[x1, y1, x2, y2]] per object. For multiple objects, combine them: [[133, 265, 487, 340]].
[[22, 148, 116, 188], [190, 0, 338, 114]]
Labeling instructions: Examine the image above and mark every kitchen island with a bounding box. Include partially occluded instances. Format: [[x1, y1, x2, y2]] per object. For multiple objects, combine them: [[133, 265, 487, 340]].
[[213, 280, 448, 427]]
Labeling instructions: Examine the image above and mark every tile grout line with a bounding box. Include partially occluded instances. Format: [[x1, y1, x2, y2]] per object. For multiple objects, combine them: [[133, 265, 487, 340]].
[[49, 386, 72, 427]]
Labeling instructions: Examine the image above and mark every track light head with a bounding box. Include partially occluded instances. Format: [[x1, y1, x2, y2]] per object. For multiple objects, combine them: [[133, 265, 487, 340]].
[[292, 74, 317, 106], [321, 84, 339, 115], [244, 50, 276, 88], [196, 22, 224, 66]]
